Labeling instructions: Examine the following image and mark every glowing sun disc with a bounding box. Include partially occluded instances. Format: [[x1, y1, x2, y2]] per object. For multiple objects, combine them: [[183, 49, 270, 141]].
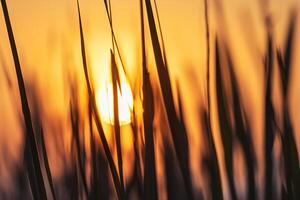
[[96, 82, 133, 125]]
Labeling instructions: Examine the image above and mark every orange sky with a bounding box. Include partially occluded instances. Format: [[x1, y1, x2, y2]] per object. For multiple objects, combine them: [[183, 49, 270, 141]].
[[0, 0, 300, 198]]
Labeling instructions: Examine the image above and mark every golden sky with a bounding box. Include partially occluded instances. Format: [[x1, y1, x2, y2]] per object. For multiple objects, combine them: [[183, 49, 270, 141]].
[[0, 0, 300, 198]]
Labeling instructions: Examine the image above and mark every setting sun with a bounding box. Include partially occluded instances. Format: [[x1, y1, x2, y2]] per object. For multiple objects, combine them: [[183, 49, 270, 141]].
[[96, 81, 133, 126]]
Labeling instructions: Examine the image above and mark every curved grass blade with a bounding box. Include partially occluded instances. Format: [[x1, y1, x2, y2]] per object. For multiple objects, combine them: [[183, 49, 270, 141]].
[[76, 1, 122, 198], [142, 69, 157, 200], [215, 39, 237, 200], [144, 0, 194, 198], [225, 47, 256, 200], [276, 19, 300, 197], [204, 0, 211, 115], [69, 100, 89, 197], [281, 112, 300, 199], [128, 110, 143, 199], [264, 32, 275, 200], [283, 11, 297, 84], [102, 0, 128, 77], [110, 50, 125, 195], [152, 0, 167, 66], [200, 109, 223, 200], [0, 1, 47, 199], [41, 128, 57, 200], [163, 140, 187, 200], [88, 101, 101, 200], [140, 0, 158, 199]]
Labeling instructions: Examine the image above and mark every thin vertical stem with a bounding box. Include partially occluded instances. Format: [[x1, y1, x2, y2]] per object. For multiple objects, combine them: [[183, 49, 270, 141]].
[[111, 51, 125, 197], [204, 0, 210, 116], [153, 0, 167, 65], [0, 1, 47, 199], [76, 1, 122, 198], [108, 0, 115, 53], [140, 0, 158, 199], [103, 0, 127, 76]]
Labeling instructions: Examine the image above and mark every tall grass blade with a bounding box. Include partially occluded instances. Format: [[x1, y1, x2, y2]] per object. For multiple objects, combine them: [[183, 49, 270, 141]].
[[276, 13, 300, 197], [102, 0, 127, 76], [142, 68, 157, 200], [98, 149, 110, 200], [40, 128, 57, 200], [152, 0, 167, 66], [128, 111, 143, 198], [110, 50, 125, 195], [176, 82, 189, 137], [76, 1, 122, 198], [281, 112, 300, 199], [88, 101, 101, 200], [204, 0, 211, 116], [69, 99, 89, 197], [144, 0, 194, 198], [283, 11, 296, 84], [163, 140, 186, 200], [201, 110, 223, 200], [215, 39, 237, 200], [23, 136, 41, 200], [225, 47, 256, 200], [264, 31, 275, 200], [0, 0, 47, 199], [71, 151, 80, 200], [140, 1, 157, 198]]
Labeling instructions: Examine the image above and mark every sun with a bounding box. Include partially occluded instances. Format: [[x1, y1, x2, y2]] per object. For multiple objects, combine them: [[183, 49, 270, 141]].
[[96, 81, 133, 126]]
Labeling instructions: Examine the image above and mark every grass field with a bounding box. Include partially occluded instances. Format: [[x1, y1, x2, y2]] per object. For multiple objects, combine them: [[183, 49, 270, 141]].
[[0, 0, 299, 199]]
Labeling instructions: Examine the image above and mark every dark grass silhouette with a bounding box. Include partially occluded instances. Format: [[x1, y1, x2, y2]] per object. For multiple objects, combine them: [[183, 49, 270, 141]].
[[144, 0, 194, 199], [140, 0, 158, 199], [76, 0, 122, 198], [276, 11, 300, 199], [111, 50, 125, 196], [201, 108, 223, 200], [215, 39, 237, 200], [0, 0, 299, 199], [1, 0, 47, 199]]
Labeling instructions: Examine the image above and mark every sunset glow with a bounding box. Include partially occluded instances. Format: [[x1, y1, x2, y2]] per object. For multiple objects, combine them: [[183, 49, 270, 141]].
[[96, 81, 133, 125], [0, 0, 300, 199]]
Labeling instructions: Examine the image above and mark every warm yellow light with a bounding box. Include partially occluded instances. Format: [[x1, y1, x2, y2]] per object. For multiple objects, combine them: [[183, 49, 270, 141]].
[[96, 82, 133, 126]]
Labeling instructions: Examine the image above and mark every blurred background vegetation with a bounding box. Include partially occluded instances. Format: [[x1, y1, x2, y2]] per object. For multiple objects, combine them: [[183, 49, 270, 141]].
[[0, 0, 299, 199]]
